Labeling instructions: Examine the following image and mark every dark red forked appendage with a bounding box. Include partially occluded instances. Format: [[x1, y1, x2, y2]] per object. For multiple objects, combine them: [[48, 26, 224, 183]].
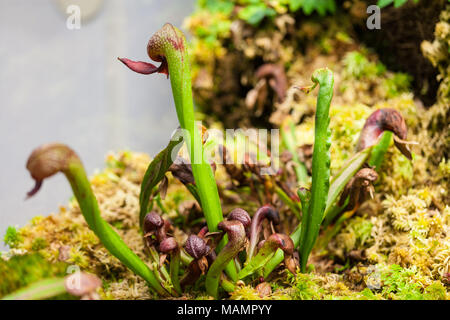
[[26, 180, 43, 199], [118, 57, 169, 78]]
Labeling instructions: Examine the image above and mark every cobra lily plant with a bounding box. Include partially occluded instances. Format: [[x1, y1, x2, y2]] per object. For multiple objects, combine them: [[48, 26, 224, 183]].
[[20, 23, 414, 299]]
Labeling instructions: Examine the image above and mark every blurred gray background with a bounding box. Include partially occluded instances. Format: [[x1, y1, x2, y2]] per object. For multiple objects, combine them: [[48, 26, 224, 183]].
[[0, 0, 196, 250]]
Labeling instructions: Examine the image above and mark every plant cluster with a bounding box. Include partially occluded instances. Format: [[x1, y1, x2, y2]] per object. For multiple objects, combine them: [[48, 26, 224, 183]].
[[0, 23, 424, 300]]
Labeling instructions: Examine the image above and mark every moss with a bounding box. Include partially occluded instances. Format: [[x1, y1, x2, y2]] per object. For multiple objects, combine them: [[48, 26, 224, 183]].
[[379, 264, 424, 300], [31, 237, 48, 251], [0, 253, 68, 298], [288, 273, 325, 300], [229, 285, 264, 300], [334, 217, 374, 254], [4, 226, 22, 249], [342, 50, 385, 80], [66, 246, 90, 269], [382, 73, 412, 99], [439, 158, 450, 176], [421, 5, 450, 107], [423, 281, 447, 300]]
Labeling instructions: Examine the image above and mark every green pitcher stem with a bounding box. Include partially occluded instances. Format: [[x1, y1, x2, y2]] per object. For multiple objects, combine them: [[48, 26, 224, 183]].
[[26, 144, 172, 296], [205, 221, 246, 298], [170, 251, 182, 294], [151, 24, 237, 280], [297, 68, 333, 273], [65, 160, 171, 296]]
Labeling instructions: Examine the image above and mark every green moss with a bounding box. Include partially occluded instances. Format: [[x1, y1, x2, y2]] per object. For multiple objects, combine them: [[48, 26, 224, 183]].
[[31, 237, 48, 251], [438, 158, 450, 176], [382, 73, 412, 98], [4, 226, 22, 248], [423, 281, 447, 300], [337, 217, 373, 253], [111, 221, 124, 230], [67, 247, 90, 269], [343, 51, 385, 80], [229, 285, 263, 300], [0, 253, 68, 298], [379, 264, 424, 300], [288, 273, 324, 300], [330, 288, 380, 300], [357, 288, 378, 299]]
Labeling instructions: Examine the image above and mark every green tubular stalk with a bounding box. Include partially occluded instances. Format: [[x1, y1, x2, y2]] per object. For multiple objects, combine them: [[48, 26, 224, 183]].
[[263, 188, 307, 278], [180, 248, 194, 266], [149, 24, 224, 232], [281, 118, 309, 184], [119, 24, 237, 280], [239, 251, 276, 280], [220, 278, 236, 293], [2, 278, 66, 300], [68, 163, 172, 296], [263, 223, 302, 279], [3, 272, 102, 300], [322, 132, 390, 227], [162, 24, 238, 281], [170, 251, 182, 294], [139, 135, 184, 226], [274, 185, 301, 219], [322, 147, 372, 226], [26, 144, 170, 297], [239, 234, 288, 280], [297, 68, 333, 272], [319, 132, 393, 237], [317, 211, 351, 252], [368, 131, 392, 171], [205, 221, 246, 298]]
